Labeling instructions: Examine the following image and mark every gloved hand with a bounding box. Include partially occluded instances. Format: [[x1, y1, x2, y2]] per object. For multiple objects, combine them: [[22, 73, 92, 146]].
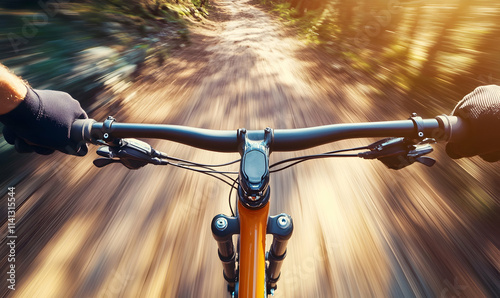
[[0, 88, 88, 156], [446, 85, 500, 162]]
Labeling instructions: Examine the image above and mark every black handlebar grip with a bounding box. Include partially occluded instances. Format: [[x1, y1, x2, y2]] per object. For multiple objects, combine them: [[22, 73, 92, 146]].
[[435, 115, 469, 143], [71, 119, 96, 143]]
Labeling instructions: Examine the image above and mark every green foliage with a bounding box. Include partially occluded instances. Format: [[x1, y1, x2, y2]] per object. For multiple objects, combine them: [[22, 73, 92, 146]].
[[68, 0, 205, 36], [268, 0, 500, 105], [271, 2, 294, 19], [263, 0, 325, 44], [177, 28, 189, 40], [191, 0, 208, 8]]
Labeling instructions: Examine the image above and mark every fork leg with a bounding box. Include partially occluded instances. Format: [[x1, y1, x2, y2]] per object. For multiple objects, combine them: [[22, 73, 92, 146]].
[[212, 214, 239, 292], [266, 213, 293, 293]]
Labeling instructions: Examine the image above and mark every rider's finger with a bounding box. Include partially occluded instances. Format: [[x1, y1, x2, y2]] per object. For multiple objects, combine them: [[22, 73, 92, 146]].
[[2, 126, 17, 145], [480, 151, 500, 162], [14, 138, 35, 153], [33, 146, 55, 155], [445, 142, 476, 159]]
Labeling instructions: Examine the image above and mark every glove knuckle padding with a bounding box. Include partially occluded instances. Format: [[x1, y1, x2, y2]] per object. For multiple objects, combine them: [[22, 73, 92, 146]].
[[35, 90, 83, 147], [447, 85, 500, 161]]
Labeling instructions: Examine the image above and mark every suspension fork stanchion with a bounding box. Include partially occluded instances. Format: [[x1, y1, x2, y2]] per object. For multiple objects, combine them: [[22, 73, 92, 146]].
[[266, 214, 293, 293], [212, 215, 240, 293]]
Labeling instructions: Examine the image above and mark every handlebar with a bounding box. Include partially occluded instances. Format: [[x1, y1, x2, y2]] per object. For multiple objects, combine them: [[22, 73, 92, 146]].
[[71, 115, 467, 153]]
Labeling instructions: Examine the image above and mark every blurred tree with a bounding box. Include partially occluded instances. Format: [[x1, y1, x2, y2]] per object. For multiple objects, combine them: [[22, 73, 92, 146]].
[[335, 0, 356, 35], [457, 23, 500, 91], [404, 2, 423, 53], [290, 0, 326, 16], [417, 0, 475, 81]]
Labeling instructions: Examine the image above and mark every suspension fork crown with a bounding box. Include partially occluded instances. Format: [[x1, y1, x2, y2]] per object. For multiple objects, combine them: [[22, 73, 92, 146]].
[[237, 127, 273, 209]]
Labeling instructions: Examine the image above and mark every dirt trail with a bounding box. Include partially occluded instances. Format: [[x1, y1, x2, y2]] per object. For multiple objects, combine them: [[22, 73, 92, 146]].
[[2, 0, 498, 297]]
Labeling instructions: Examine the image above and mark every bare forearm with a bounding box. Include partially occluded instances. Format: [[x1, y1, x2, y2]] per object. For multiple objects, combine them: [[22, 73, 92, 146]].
[[0, 64, 28, 115]]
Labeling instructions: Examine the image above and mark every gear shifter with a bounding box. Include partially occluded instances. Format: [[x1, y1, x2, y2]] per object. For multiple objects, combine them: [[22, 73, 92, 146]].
[[93, 138, 162, 169], [359, 137, 436, 170]]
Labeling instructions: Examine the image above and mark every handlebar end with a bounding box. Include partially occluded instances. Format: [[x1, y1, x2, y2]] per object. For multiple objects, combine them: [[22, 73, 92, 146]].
[[71, 119, 96, 143], [435, 115, 468, 143]]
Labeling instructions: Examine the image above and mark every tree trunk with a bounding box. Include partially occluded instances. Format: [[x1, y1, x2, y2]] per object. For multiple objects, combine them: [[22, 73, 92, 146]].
[[418, 0, 474, 79]]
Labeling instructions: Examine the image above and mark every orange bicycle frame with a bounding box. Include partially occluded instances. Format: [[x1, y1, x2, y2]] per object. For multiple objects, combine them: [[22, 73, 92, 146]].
[[237, 200, 270, 297]]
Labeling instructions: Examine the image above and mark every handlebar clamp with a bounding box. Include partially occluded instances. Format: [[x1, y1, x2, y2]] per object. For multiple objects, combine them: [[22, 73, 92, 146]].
[[409, 113, 425, 140], [101, 116, 116, 141]]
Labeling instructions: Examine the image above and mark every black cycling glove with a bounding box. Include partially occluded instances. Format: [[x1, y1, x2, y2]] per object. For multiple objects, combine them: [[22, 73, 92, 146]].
[[0, 88, 88, 156], [446, 85, 500, 162]]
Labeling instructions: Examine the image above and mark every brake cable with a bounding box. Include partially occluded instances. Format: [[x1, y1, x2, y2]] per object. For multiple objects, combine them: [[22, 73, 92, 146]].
[[269, 146, 369, 173], [92, 132, 437, 194], [228, 178, 239, 217]]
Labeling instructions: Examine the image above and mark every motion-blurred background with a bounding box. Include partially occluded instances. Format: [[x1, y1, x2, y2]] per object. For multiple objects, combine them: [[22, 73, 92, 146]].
[[1, 0, 499, 297]]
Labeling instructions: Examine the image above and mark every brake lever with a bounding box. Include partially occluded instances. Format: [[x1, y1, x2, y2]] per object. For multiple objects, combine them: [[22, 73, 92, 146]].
[[359, 137, 436, 170], [94, 138, 163, 169], [93, 158, 122, 168]]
